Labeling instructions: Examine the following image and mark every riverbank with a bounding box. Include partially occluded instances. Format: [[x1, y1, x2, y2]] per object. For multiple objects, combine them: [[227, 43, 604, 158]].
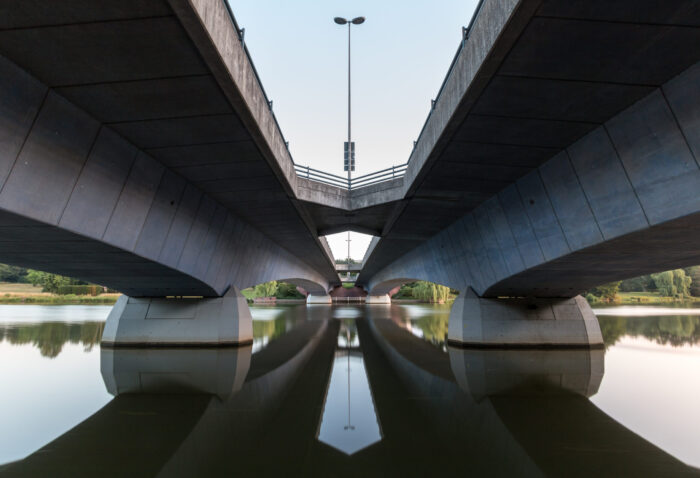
[[0, 283, 119, 304], [589, 291, 700, 306]]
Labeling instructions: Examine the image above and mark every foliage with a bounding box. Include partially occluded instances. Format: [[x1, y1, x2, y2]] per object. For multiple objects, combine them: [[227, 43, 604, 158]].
[[685, 266, 700, 297], [334, 259, 357, 264], [619, 275, 655, 292], [598, 315, 700, 348], [412, 281, 450, 303], [253, 281, 278, 298], [588, 281, 621, 301], [415, 315, 449, 345], [651, 269, 692, 298], [0, 264, 29, 283], [392, 283, 415, 299], [27, 270, 71, 293], [0, 321, 104, 358], [56, 285, 103, 296], [275, 282, 304, 299], [0, 294, 117, 305]]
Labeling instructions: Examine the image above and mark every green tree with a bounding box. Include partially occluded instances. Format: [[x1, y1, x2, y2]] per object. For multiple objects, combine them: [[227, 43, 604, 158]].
[[685, 266, 700, 297], [652, 269, 691, 297], [26, 270, 71, 293], [253, 281, 278, 298], [589, 281, 621, 301], [619, 275, 654, 292], [412, 281, 450, 303], [0, 264, 28, 283]]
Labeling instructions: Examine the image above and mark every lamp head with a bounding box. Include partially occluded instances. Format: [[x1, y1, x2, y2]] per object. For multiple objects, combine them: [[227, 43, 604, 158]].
[[334, 17, 348, 25], [351, 17, 365, 25]]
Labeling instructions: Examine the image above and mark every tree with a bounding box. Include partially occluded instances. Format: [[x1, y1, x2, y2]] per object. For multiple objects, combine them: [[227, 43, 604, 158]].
[[589, 281, 621, 301], [619, 275, 654, 292], [253, 281, 278, 298], [685, 266, 700, 297], [26, 270, 90, 294], [412, 281, 450, 303], [26, 270, 71, 293], [652, 269, 691, 297], [0, 264, 28, 283]]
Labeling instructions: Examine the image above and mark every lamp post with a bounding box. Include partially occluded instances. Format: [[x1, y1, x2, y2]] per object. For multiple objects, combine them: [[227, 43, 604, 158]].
[[334, 16, 364, 268]]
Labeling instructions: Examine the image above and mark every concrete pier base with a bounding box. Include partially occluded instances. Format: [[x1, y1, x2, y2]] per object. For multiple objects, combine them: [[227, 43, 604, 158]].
[[101, 346, 251, 399], [306, 294, 332, 304], [365, 294, 391, 305], [448, 288, 603, 348], [101, 287, 253, 347]]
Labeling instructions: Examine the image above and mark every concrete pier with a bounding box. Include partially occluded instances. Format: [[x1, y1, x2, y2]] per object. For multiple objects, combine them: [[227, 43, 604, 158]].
[[101, 287, 253, 347], [365, 294, 391, 305], [306, 294, 332, 304], [447, 289, 603, 348]]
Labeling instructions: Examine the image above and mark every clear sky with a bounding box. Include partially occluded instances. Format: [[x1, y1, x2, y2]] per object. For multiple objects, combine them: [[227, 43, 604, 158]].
[[226, 0, 479, 260]]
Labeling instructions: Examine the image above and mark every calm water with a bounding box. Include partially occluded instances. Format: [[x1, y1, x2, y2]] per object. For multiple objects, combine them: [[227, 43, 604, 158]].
[[0, 303, 698, 476]]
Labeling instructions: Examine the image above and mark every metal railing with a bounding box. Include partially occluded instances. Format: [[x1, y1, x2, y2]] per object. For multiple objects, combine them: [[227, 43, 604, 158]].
[[295, 162, 407, 190], [408, 0, 486, 163]]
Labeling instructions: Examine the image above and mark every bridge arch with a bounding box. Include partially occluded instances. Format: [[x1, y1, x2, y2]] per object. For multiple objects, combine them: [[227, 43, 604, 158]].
[[261, 278, 330, 297]]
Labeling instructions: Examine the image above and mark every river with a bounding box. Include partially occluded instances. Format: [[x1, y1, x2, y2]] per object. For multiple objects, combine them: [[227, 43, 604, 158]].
[[0, 303, 698, 476]]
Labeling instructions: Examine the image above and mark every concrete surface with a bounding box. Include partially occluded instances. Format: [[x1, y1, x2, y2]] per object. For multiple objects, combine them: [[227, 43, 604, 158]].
[[2, 0, 700, 347], [101, 287, 253, 346], [306, 294, 332, 304], [447, 288, 603, 347]]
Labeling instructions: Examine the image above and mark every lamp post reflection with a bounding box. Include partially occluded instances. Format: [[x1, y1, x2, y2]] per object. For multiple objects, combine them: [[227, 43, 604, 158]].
[[317, 317, 381, 455]]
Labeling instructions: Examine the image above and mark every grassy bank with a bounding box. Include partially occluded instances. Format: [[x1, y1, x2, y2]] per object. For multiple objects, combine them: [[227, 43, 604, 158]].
[[589, 291, 700, 306], [0, 282, 119, 305]]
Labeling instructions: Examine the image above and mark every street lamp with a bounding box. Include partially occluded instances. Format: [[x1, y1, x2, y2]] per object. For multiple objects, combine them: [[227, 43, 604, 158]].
[[335, 16, 364, 268]]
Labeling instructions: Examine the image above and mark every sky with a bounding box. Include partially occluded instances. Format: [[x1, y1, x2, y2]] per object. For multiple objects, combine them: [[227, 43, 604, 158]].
[[226, 0, 480, 260]]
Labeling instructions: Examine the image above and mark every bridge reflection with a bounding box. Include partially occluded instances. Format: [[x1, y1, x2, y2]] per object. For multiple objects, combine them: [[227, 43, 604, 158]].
[[1, 306, 698, 477]]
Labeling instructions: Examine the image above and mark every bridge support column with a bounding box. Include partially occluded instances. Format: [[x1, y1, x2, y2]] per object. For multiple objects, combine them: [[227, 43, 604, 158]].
[[448, 288, 603, 348], [101, 287, 253, 347], [306, 294, 332, 304], [365, 294, 391, 305]]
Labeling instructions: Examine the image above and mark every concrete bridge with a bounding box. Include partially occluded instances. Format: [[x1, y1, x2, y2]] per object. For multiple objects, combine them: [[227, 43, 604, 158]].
[[1, 0, 700, 347]]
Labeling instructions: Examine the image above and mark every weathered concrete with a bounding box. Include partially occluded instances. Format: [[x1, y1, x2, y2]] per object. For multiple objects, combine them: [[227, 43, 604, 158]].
[[101, 287, 253, 347], [0, 1, 339, 302], [359, 0, 700, 298], [365, 294, 391, 305], [3, 0, 700, 348], [448, 289, 603, 348], [362, 60, 700, 300], [306, 294, 332, 304], [101, 346, 251, 398]]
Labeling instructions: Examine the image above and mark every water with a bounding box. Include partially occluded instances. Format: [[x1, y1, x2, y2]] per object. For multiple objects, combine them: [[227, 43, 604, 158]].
[[0, 303, 698, 476]]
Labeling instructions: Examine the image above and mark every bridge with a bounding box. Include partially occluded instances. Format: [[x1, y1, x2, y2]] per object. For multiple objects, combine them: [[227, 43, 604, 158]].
[[0, 0, 699, 346]]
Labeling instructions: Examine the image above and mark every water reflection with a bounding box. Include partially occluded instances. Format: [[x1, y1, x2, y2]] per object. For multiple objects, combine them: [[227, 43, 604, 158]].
[[101, 347, 251, 399], [0, 321, 103, 357], [317, 319, 382, 455], [0, 304, 699, 476], [598, 314, 700, 347]]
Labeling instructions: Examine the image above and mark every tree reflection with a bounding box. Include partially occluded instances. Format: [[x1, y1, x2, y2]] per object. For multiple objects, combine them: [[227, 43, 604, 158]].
[[598, 315, 700, 348], [0, 322, 104, 358], [414, 315, 449, 346]]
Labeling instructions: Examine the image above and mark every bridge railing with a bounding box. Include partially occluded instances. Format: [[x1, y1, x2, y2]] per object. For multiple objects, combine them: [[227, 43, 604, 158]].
[[222, 1, 293, 158], [408, 0, 486, 164], [294, 162, 407, 190]]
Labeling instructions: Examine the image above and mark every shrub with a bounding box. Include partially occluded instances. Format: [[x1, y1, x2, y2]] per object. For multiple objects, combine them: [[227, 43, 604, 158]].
[[56, 285, 103, 296]]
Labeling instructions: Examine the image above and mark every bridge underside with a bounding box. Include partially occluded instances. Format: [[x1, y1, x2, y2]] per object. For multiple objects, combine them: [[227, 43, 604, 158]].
[[0, 0, 338, 299]]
